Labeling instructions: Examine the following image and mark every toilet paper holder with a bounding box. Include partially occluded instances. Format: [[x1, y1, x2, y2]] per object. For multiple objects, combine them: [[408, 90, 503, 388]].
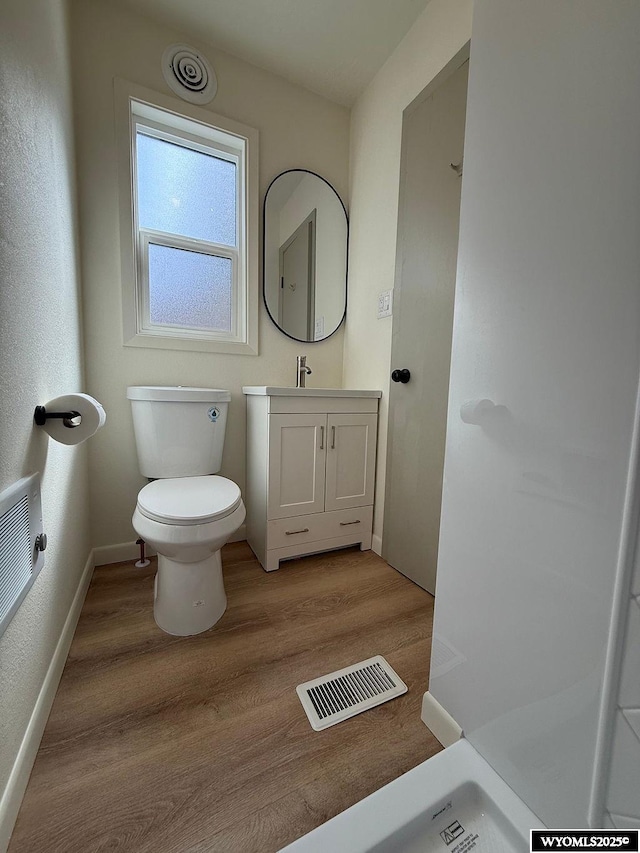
[[34, 406, 82, 429]]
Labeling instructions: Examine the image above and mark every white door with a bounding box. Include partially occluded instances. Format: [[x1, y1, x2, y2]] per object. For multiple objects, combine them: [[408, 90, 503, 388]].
[[325, 414, 377, 512], [267, 414, 326, 518], [383, 58, 469, 594]]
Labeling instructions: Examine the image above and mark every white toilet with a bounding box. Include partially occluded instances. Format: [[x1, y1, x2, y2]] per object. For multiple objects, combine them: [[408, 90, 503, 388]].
[[127, 386, 245, 636]]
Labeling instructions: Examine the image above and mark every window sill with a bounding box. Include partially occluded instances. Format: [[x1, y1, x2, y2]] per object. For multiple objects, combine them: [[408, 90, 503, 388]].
[[123, 331, 258, 355]]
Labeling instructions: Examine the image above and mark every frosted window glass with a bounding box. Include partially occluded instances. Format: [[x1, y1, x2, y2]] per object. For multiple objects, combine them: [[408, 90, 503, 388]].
[[137, 133, 236, 246], [148, 244, 232, 332]]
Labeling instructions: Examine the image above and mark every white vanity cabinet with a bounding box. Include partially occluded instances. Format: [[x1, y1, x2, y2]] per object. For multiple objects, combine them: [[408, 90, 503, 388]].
[[243, 387, 381, 571]]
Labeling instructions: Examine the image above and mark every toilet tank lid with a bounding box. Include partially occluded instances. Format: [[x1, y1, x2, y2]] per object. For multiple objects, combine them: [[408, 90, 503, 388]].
[[127, 386, 231, 402]]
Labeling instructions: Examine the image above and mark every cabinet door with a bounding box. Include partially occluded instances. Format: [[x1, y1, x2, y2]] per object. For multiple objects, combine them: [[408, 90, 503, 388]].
[[267, 414, 326, 519], [324, 414, 377, 512]]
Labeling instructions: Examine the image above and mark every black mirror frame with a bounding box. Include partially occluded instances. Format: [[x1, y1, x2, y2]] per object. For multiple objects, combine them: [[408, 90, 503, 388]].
[[262, 168, 348, 343]]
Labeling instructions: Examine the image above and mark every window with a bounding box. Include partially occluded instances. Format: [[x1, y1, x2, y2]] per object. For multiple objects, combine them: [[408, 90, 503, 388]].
[[116, 80, 258, 354]]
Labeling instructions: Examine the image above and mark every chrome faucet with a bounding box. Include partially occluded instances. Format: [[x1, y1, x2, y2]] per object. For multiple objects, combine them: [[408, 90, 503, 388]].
[[296, 355, 312, 388]]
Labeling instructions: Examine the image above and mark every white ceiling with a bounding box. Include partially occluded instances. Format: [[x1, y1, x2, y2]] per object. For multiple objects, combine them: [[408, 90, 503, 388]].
[[115, 0, 431, 105]]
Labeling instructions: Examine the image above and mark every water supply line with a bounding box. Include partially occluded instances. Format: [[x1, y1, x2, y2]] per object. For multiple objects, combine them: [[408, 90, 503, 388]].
[[135, 538, 151, 568]]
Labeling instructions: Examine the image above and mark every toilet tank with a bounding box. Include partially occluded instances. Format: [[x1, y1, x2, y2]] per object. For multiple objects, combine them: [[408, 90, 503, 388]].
[[127, 386, 230, 478]]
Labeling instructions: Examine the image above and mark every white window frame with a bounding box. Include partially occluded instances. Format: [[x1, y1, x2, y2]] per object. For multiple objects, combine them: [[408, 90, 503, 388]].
[[115, 79, 259, 354]]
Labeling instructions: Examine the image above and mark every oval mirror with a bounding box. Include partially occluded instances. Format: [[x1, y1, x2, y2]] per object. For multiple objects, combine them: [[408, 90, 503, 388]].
[[263, 170, 348, 342]]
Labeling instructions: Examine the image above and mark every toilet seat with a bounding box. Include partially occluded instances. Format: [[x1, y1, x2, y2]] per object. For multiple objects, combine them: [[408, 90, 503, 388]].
[[137, 475, 242, 526]]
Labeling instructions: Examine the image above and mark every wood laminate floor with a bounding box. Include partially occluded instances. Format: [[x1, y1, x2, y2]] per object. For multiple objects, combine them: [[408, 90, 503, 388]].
[[9, 543, 441, 853]]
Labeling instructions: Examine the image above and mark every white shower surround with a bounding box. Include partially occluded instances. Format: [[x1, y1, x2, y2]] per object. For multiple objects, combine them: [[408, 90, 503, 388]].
[[604, 587, 640, 826], [429, 0, 640, 830]]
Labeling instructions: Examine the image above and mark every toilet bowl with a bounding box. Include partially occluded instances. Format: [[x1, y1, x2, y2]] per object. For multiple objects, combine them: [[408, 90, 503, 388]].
[[133, 475, 246, 636], [127, 386, 243, 636]]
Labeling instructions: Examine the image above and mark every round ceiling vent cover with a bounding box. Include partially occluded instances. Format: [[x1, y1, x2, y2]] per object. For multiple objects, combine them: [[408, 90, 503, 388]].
[[161, 44, 217, 105]]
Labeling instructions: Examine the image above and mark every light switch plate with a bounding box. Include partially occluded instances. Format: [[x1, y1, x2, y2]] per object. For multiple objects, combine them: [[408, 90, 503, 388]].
[[377, 290, 393, 319]]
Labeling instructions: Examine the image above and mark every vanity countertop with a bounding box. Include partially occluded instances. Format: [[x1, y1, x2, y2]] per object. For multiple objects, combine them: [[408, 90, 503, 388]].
[[242, 386, 382, 398]]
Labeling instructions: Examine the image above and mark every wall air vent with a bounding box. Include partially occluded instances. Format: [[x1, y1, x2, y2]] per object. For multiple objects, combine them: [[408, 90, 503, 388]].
[[161, 44, 217, 105], [0, 473, 45, 638]]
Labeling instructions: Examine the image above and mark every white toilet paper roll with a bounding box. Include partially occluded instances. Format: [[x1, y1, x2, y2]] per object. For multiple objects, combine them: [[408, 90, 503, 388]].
[[40, 393, 106, 445]]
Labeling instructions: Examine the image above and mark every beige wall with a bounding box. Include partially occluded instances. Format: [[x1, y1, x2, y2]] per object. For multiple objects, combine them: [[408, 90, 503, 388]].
[[344, 0, 473, 546], [0, 0, 91, 841], [70, 0, 350, 550]]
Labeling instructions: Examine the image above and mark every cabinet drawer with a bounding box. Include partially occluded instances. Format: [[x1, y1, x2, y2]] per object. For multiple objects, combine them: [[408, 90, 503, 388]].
[[267, 506, 373, 551]]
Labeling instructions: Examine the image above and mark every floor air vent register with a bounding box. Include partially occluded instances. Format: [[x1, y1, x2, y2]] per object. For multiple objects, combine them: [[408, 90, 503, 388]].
[[0, 473, 45, 638], [297, 655, 408, 731]]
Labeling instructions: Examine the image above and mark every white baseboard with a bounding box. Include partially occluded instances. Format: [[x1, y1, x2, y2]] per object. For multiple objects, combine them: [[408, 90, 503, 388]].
[[0, 550, 95, 852], [421, 691, 463, 747], [94, 527, 247, 568], [372, 534, 383, 556], [93, 540, 156, 566]]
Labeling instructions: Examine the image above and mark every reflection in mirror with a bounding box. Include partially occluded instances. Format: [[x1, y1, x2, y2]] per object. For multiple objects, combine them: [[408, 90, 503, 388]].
[[263, 170, 348, 342]]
